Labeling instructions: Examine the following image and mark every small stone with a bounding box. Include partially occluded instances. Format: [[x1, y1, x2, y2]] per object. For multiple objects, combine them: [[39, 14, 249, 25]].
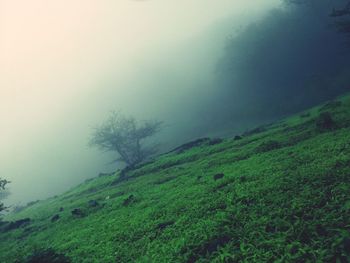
[[88, 200, 99, 207], [51, 214, 60, 222], [123, 195, 135, 206], [213, 173, 225, 181], [71, 208, 84, 217]]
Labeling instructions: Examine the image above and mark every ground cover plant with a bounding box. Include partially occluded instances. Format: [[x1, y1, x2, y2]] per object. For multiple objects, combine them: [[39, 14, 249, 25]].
[[0, 94, 350, 262]]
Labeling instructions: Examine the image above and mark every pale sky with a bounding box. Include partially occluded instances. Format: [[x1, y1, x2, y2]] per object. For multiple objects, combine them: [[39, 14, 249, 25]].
[[0, 0, 280, 204]]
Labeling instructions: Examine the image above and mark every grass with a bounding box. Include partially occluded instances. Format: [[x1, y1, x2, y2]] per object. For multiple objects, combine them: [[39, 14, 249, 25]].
[[0, 94, 350, 262]]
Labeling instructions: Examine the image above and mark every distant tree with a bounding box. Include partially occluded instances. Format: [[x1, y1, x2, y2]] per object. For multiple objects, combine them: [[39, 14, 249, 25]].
[[330, 2, 350, 18], [0, 189, 10, 202], [0, 178, 10, 213], [284, 0, 350, 34], [90, 111, 162, 167], [330, 2, 350, 34]]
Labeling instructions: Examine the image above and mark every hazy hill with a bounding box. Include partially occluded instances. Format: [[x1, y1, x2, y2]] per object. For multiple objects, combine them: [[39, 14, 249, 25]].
[[1, 93, 350, 262]]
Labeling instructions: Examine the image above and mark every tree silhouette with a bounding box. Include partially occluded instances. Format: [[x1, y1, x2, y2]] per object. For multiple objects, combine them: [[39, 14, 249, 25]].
[[0, 179, 10, 213], [90, 111, 162, 167]]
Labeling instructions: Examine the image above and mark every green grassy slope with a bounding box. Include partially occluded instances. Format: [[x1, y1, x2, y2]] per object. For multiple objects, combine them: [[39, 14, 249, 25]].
[[1, 95, 350, 262]]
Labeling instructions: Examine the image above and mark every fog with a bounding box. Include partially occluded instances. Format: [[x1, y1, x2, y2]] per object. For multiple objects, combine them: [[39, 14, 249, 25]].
[[0, 0, 282, 205], [208, 0, 350, 131], [2, 0, 349, 206]]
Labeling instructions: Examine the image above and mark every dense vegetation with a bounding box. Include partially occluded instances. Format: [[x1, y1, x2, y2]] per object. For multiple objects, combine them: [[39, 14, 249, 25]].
[[207, 0, 350, 131], [0, 94, 350, 262]]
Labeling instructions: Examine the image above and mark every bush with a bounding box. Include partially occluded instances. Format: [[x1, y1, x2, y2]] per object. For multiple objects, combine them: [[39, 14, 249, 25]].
[[316, 112, 336, 131]]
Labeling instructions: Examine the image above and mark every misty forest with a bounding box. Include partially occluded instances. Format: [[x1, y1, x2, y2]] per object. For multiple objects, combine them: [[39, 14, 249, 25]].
[[1, 0, 350, 262]]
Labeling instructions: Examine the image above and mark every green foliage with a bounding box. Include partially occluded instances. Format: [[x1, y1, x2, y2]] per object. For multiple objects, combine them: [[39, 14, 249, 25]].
[[1, 94, 350, 262]]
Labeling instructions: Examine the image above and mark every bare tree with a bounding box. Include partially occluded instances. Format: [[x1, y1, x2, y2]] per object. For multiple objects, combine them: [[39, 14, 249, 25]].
[[0, 179, 10, 213], [90, 111, 162, 167]]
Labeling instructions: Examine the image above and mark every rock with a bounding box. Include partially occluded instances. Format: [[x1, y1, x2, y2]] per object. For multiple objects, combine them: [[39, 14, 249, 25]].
[[71, 208, 84, 217], [168, 138, 211, 154], [51, 214, 60, 222], [84, 178, 94, 183], [156, 221, 175, 231], [213, 173, 224, 181], [110, 166, 136, 186], [122, 195, 136, 206], [109, 192, 125, 199], [105, 196, 110, 200], [88, 200, 99, 207], [26, 200, 40, 207], [5, 218, 30, 231], [154, 176, 177, 185], [149, 221, 176, 241], [243, 126, 267, 136], [239, 176, 247, 183], [256, 140, 281, 153], [98, 171, 116, 177]]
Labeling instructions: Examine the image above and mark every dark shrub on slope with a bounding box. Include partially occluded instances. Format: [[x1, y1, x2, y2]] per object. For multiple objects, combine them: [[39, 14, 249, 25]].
[[316, 112, 337, 131]]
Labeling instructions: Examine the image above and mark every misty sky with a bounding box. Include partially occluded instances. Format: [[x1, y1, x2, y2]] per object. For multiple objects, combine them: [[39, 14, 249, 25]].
[[0, 0, 281, 205]]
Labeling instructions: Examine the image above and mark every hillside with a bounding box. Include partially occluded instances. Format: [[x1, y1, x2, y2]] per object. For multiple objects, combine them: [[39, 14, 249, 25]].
[[1, 94, 350, 262]]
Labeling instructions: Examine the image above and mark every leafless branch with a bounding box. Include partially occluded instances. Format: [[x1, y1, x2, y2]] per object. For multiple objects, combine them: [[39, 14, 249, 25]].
[[89, 111, 162, 166]]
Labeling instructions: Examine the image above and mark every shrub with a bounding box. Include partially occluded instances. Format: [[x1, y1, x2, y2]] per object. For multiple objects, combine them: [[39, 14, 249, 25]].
[[315, 112, 336, 131]]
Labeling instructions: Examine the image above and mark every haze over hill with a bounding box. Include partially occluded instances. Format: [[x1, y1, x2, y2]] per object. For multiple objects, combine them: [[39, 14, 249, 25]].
[[1, 0, 350, 206], [0, 0, 280, 205]]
